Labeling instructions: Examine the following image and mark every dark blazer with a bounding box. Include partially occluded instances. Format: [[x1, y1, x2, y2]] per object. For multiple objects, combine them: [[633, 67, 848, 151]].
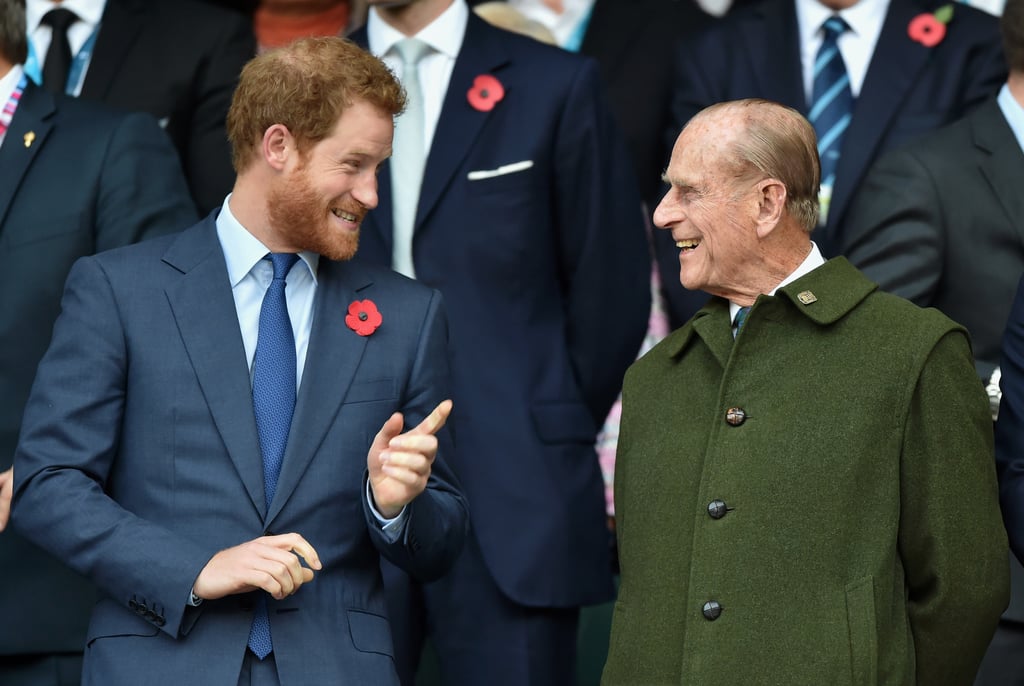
[[843, 97, 1024, 382], [658, 0, 1005, 328], [11, 217, 468, 685], [352, 15, 651, 608], [0, 80, 196, 658], [579, 0, 711, 209], [997, 276, 1024, 613], [80, 0, 257, 214]]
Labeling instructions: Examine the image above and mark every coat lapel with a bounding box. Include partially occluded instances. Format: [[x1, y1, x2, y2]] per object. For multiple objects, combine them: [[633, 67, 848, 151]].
[[743, 0, 805, 110], [830, 0, 932, 238], [974, 99, 1024, 244], [163, 219, 268, 518], [80, 0, 146, 100], [0, 83, 54, 232], [265, 259, 373, 525]]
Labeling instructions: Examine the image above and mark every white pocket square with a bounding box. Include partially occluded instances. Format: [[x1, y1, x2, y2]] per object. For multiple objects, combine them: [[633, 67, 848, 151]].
[[467, 160, 534, 181]]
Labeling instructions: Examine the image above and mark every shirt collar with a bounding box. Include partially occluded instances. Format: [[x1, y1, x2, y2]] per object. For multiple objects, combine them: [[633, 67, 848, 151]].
[[215, 195, 318, 288], [729, 242, 826, 322], [796, 0, 889, 46], [0, 64, 24, 109], [998, 83, 1024, 153], [28, 0, 106, 33], [367, 0, 467, 60]]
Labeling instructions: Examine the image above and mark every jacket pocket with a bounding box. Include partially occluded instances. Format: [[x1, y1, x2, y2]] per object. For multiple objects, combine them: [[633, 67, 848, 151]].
[[347, 608, 394, 657], [845, 576, 878, 686]]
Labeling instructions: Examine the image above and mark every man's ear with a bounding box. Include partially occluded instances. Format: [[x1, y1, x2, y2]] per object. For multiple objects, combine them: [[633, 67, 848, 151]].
[[755, 178, 787, 239], [262, 124, 294, 171]]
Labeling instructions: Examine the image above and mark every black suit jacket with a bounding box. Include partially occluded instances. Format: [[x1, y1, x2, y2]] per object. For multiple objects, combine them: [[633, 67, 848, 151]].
[[579, 0, 711, 209], [659, 0, 1005, 328], [80, 0, 256, 214], [0, 80, 196, 656]]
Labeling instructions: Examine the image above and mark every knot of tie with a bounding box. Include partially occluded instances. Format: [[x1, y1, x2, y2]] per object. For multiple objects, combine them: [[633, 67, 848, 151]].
[[394, 37, 432, 68], [822, 15, 850, 40], [266, 252, 299, 281], [41, 7, 79, 32]]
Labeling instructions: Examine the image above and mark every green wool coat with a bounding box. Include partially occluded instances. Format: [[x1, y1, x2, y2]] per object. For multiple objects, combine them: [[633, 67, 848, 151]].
[[603, 258, 1009, 686]]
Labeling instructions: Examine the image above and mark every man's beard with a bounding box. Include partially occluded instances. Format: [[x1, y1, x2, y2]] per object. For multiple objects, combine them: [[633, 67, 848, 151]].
[[266, 166, 362, 262]]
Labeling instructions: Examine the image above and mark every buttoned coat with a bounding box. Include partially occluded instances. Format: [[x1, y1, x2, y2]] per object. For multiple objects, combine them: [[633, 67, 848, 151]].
[[603, 258, 1009, 685]]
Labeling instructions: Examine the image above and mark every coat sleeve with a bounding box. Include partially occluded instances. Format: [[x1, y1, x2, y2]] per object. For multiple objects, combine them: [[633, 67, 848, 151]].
[[551, 58, 651, 425], [996, 276, 1024, 565], [898, 327, 1009, 685], [364, 289, 469, 581], [11, 257, 215, 640], [95, 111, 198, 249], [841, 146, 943, 309]]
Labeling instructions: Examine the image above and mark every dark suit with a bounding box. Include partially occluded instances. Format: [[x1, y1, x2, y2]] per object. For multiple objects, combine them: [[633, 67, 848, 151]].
[[79, 0, 256, 214], [658, 0, 1005, 328], [844, 95, 1024, 685], [578, 0, 711, 209], [352, 13, 650, 683], [0, 79, 196, 686], [11, 216, 468, 685]]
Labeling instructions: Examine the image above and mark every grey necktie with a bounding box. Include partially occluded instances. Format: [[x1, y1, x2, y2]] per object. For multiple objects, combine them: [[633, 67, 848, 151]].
[[390, 38, 432, 278]]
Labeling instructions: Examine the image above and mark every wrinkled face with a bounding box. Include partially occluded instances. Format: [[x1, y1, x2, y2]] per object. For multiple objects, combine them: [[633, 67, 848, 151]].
[[653, 122, 761, 300], [267, 101, 392, 261]]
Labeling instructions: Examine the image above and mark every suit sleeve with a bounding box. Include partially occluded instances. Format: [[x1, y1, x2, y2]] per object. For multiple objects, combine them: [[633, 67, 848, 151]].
[[552, 58, 650, 425], [841, 147, 943, 308], [96, 111, 198, 250], [996, 276, 1024, 565], [11, 257, 215, 639], [364, 289, 469, 581], [898, 328, 1009, 685], [181, 12, 256, 215]]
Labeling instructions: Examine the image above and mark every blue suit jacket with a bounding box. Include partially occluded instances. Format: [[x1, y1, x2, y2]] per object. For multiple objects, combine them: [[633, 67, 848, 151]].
[[0, 81, 196, 657], [11, 217, 468, 685], [658, 0, 1005, 328], [352, 15, 651, 607]]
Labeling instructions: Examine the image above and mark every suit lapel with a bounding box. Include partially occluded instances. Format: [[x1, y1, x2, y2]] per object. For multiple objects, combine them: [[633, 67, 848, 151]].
[[830, 0, 932, 236], [80, 0, 146, 100], [744, 0, 805, 110], [266, 259, 373, 525], [974, 99, 1024, 244], [163, 220, 268, 518], [415, 15, 509, 230], [0, 83, 54, 232]]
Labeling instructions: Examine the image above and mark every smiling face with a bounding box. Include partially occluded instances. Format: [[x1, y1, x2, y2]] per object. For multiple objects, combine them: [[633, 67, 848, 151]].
[[266, 100, 393, 261], [653, 118, 764, 301]]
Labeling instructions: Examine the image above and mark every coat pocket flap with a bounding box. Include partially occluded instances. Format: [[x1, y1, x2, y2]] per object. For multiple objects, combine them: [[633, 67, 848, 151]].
[[347, 609, 394, 656]]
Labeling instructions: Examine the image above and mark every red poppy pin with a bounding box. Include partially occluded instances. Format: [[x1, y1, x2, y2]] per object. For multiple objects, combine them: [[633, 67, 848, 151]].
[[908, 4, 953, 47], [467, 74, 505, 112], [346, 299, 382, 336]]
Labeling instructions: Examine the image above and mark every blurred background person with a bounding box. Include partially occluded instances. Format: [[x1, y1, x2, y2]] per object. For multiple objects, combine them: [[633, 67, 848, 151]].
[[351, 0, 651, 683], [0, 1, 195, 684], [25, 0, 256, 214]]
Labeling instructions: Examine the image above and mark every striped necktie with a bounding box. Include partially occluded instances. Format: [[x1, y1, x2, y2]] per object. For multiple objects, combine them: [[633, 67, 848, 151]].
[[809, 16, 853, 199]]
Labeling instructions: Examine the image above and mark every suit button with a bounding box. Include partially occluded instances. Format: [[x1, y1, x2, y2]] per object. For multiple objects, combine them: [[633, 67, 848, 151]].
[[155, 616, 166, 627], [725, 407, 746, 426], [702, 601, 722, 621], [707, 500, 728, 519], [128, 599, 139, 611]]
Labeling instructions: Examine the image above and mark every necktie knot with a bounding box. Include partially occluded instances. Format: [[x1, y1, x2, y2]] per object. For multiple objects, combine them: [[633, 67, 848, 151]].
[[822, 16, 849, 41], [41, 7, 79, 32], [394, 37, 432, 68], [266, 253, 299, 281]]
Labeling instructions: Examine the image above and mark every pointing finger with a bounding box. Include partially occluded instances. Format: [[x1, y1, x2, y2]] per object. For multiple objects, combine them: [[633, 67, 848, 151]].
[[408, 399, 453, 437]]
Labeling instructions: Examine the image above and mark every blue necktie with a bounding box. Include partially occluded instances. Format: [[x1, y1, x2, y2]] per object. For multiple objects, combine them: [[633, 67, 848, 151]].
[[247, 252, 299, 660], [809, 16, 853, 192], [733, 306, 751, 338]]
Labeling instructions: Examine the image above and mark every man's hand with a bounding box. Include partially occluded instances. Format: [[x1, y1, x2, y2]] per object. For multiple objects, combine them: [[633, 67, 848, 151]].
[[0, 467, 11, 533], [368, 400, 452, 518], [193, 533, 322, 601]]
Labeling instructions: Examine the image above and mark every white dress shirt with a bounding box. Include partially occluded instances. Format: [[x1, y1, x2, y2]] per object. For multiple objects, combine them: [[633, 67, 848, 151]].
[[27, 0, 106, 95], [796, 0, 889, 101], [729, 242, 826, 324]]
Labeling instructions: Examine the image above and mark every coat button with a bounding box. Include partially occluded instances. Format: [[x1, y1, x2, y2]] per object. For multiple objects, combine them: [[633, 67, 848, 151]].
[[725, 407, 746, 426], [702, 601, 722, 620], [707, 500, 728, 519]]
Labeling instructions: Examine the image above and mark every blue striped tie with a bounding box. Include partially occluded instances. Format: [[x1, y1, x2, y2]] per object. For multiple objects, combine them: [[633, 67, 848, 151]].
[[809, 16, 853, 193], [247, 252, 299, 660]]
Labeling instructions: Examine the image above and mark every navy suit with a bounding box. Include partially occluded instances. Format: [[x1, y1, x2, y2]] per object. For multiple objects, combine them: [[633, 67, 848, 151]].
[[352, 13, 650, 683], [0, 80, 195, 685], [659, 0, 1004, 328], [11, 217, 468, 686]]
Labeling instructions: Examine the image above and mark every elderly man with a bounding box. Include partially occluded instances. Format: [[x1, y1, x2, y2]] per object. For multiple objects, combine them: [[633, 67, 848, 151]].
[[602, 99, 1009, 685]]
